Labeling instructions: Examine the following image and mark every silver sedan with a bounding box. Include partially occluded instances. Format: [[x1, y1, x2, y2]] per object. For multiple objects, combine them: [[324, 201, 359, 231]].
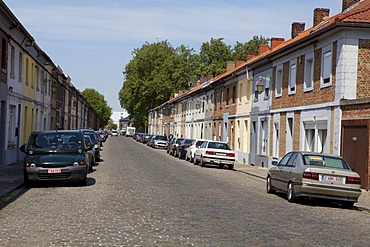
[[266, 151, 362, 207]]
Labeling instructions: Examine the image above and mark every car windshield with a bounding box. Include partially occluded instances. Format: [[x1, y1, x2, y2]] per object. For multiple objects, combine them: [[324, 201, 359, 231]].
[[196, 141, 206, 147], [183, 139, 194, 145], [208, 142, 231, 150], [33, 132, 83, 149], [85, 132, 98, 143], [155, 136, 167, 140], [303, 155, 350, 170]]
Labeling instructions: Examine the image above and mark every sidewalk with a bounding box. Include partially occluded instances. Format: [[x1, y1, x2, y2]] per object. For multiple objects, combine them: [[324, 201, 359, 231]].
[[0, 161, 369, 211], [0, 162, 24, 198]]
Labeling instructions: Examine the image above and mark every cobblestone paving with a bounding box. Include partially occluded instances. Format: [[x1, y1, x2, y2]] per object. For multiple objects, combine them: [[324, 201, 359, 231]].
[[0, 137, 369, 246]]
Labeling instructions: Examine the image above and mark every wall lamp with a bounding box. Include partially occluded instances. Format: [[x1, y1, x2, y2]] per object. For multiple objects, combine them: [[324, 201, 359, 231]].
[[256, 76, 271, 94]]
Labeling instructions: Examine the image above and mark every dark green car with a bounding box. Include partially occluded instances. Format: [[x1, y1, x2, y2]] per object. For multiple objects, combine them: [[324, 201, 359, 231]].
[[20, 130, 92, 187]]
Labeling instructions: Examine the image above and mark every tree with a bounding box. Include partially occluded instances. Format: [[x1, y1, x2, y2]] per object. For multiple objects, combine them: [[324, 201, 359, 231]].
[[81, 88, 112, 127], [199, 38, 232, 77], [232, 35, 270, 61], [119, 41, 198, 128]]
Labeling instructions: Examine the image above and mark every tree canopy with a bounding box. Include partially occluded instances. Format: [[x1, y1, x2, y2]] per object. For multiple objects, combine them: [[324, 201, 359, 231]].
[[81, 88, 112, 127], [119, 36, 269, 129]]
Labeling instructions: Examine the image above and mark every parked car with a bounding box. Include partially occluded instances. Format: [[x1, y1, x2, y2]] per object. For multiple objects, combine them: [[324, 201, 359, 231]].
[[167, 138, 184, 156], [150, 135, 168, 149], [143, 134, 153, 144], [20, 130, 91, 187], [266, 151, 362, 207], [175, 139, 195, 159], [111, 129, 119, 137], [186, 139, 207, 162], [81, 129, 101, 162], [84, 135, 96, 171], [193, 140, 235, 170], [135, 133, 144, 142]]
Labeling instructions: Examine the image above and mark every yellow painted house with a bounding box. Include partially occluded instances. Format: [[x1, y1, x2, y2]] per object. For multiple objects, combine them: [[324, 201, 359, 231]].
[[21, 53, 36, 144]]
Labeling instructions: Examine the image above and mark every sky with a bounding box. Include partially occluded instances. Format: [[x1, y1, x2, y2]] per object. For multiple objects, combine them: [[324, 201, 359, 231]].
[[4, 0, 342, 111]]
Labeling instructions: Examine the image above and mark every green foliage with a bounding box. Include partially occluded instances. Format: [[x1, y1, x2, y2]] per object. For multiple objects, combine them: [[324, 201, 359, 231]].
[[119, 35, 268, 129], [199, 38, 232, 77], [119, 41, 198, 128], [106, 118, 117, 130], [81, 88, 112, 127]]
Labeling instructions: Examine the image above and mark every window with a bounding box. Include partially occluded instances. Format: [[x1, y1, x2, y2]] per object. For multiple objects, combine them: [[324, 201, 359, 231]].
[[232, 85, 236, 104], [273, 122, 279, 158], [305, 128, 314, 151], [289, 63, 296, 94], [18, 52, 23, 82], [25, 58, 29, 85], [226, 88, 230, 105], [264, 78, 270, 99], [304, 57, 314, 91], [8, 105, 16, 147], [275, 66, 283, 97], [10, 46, 15, 78], [322, 51, 332, 85], [36, 66, 40, 91], [287, 153, 298, 167], [278, 152, 293, 166], [238, 82, 243, 103], [220, 90, 224, 108], [1, 38, 6, 70]]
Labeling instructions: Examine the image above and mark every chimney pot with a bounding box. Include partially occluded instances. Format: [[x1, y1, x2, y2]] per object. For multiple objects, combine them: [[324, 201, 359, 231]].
[[313, 8, 330, 27], [342, 0, 360, 12]]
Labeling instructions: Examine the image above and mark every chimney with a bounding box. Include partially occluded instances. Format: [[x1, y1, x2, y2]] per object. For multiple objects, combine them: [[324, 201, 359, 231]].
[[200, 75, 213, 83], [291, 22, 305, 39], [235, 60, 245, 67], [178, 90, 183, 95], [227, 61, 235, 72], [270, 37, 285, 49], [258, 44, 270, 55], [342, 0, 360, 12], [246, 53, 256, 62], [313, 8, 330, 27], [195, 80, 201, 87]]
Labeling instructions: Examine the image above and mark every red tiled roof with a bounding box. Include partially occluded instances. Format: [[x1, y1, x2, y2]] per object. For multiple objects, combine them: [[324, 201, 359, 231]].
[[247, 0, 370, 65]]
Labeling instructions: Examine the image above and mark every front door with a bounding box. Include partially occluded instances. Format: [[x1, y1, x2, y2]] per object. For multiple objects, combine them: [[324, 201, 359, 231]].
[[342, 126, 368, 189]]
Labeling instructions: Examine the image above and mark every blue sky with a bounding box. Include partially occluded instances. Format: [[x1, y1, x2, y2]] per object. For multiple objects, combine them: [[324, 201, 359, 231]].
[[4, 0, 342, 111]]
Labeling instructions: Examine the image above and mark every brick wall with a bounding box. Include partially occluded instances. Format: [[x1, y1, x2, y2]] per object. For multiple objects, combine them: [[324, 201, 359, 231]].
[[279, 113, 287, 157], [357, 40, 370, 99], [272, 43, 337, 110]]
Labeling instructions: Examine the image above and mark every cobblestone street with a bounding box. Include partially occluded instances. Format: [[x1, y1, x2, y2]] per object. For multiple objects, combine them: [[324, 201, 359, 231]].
[[0, 137, 369, 246]]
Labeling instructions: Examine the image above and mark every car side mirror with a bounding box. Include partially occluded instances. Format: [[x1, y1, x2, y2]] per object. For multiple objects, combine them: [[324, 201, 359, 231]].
[[272, 160, 278, 166], [85, 144, 93, 151], [20, 144, 27, 153]]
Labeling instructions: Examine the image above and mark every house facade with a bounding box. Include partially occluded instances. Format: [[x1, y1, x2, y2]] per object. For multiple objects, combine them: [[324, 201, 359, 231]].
[[0, 1, 100, 166]]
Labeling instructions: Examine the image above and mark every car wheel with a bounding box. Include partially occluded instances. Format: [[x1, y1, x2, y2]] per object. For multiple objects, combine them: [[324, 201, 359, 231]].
[[218, 164, 224, 169], [266, 176, 275, 194], [185, 155, 189, 161], [200, 157, 205, 167], [287, 182, 296, 203], [193, 155, 198, 165], [227, 164, 234, 170], [24, 173, 32, 188], [342, 201, 354, 208]]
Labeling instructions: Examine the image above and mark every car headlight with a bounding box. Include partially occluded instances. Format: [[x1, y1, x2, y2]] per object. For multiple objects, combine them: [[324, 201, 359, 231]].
[[94, 144, 99, 149]]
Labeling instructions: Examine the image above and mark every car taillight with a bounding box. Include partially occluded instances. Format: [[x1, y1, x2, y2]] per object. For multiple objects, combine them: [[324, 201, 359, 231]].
[[346, 176, 361, 185], [303, 171, 319, 180], [228, 153, 235, 157], [206, 151, 215, 155]]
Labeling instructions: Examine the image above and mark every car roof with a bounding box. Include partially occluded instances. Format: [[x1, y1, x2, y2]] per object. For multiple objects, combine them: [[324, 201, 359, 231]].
[[291, 151, 343, 159]]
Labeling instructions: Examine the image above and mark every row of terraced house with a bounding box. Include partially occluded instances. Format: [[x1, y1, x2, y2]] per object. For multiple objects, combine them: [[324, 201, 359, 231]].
[[148, 0, 370, 190], [0, 2, 100, 166]]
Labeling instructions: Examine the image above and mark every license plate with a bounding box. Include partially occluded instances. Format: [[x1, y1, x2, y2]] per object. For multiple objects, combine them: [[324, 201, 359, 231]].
[[48, 168, 62, 174], [321, 175, 345, 183], [216, 153, 227, 156]]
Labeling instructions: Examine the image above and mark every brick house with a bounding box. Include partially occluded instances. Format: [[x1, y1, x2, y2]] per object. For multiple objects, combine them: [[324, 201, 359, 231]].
[[246, 0, 370, 189]]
